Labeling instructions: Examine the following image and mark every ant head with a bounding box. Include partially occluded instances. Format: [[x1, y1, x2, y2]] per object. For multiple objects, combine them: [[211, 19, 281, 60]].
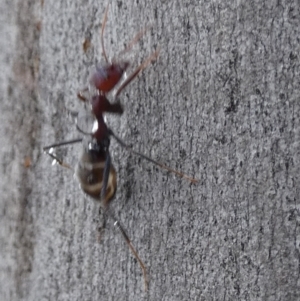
[[90, 61, 130, 93]]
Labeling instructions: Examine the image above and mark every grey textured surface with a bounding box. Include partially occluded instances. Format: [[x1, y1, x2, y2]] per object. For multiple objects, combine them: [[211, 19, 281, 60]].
[[0, 0, 299, 300]]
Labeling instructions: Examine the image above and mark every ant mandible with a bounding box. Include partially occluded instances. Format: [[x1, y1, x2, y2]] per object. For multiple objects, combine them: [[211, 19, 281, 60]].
[[43, 4, 198, 292]]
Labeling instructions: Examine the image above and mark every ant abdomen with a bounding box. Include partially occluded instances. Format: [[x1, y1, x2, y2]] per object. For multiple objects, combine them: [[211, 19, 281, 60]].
[[75, 148, 117, 207]]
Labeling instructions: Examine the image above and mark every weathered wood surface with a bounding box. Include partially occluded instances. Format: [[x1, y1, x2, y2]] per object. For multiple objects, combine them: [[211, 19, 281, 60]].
[[0, 1, 299, 300]]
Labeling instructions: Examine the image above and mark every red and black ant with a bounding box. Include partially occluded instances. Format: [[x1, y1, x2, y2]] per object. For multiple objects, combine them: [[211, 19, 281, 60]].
[[43, 4, 198, 291]]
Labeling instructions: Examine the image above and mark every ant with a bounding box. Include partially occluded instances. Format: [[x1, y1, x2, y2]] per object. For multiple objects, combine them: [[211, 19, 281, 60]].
[[43, 4, 198, 291]]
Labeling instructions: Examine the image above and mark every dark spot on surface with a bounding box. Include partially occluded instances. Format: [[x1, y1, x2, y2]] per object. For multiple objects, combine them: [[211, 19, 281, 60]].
[[7, 84, 13, 96], [82, 38, 91, 53], [288, 210, 296, 221], [289, 52, 297, 60], [225, 99, 238, 113], [241, 242, 244, 251], [279, 93, 285, 100], [154, 7, 158, 19], [180, 149, 187, 159]]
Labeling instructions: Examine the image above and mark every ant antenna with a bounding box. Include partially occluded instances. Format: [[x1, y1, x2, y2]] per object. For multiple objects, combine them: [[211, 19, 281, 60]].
[[101, 3, 110, 63]]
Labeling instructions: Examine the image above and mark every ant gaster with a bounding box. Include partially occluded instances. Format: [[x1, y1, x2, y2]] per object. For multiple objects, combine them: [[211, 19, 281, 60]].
[[44, 4, 198, 291]]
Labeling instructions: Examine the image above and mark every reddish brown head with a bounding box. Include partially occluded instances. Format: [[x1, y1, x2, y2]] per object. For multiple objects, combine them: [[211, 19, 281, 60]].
[[90, 62, 129, 93]]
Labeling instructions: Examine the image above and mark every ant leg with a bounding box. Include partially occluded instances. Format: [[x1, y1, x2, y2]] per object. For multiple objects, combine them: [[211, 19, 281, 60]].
[[43, 138, 83, 170], [101, 4, 151, 63], [100, 149, 111, 205], [109, 130, 198, 184], [97, 206, 107, 242], [101, 3, 110, 63], [45, 151, 73, 170], [100, 150, 148, 290], [77, 87, 89, 102], [43, 139, 83, 150], [114, 49, 160, 98], [105, 207, 148, 291]]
